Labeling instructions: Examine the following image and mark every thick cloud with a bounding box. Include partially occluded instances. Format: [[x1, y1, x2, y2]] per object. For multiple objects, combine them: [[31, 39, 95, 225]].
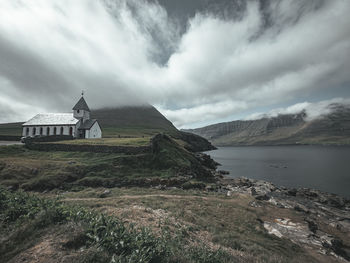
[[246, 98, 350, 121], [0, 0, 349, 128]]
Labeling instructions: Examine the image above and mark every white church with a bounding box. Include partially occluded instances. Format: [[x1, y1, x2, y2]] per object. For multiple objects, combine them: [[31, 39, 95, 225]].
[[22, 95, 102, 139]]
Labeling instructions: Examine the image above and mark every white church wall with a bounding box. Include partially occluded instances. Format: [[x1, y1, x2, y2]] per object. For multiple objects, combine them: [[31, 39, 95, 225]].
[[23, 125, 77, 137], [83, 122, 102, 139], [88, 122, 102, 139]]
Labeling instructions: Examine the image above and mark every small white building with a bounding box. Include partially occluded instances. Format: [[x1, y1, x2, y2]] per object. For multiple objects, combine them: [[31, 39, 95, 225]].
[[22, 95, 102, 139]]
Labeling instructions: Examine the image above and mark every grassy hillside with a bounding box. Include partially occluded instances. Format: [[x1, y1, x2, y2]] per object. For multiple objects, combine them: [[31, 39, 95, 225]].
[[0, 135, 214, 192], [0, 187, 235, 263], [56, 137, 151, 146], [91, 105, 178, 137], [0, 122, 22, 136], [0, 185, 328, 263]]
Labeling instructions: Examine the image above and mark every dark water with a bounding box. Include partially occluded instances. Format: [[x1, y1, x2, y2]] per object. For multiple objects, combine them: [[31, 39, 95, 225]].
[[205, 146, 350, 198]]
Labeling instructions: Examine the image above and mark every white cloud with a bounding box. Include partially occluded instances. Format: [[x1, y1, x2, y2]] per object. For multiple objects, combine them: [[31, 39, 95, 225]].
[[159, 100, 247, 127], [246, 98, 350, 121], [0, 0, 349, 128]]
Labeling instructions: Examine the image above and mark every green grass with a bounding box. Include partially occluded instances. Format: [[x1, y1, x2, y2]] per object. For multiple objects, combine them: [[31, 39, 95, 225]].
[[0, 122, 23, 136], [102, 126, 177, 138], [0, 135, 211, 192], [44, 187, 320, 263], [0, 187, 236, 263], [56, 137, 151, 146]]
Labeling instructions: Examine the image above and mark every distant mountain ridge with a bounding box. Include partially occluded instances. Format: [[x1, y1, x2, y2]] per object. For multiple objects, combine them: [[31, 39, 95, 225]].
[[184, 104, 350, 146]]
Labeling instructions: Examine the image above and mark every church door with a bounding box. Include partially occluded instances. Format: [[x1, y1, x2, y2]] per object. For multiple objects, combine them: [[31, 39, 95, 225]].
[[79, 130, 85, 139]]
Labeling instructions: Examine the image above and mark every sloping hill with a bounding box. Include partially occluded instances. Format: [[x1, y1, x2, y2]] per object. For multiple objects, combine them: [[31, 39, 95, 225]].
[[91, 105, 178, 137], [184, 104, 350, 146]]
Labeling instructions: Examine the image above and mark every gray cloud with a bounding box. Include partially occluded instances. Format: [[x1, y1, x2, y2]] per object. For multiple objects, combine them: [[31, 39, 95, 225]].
[[245, 98, 350, 121], [0, 0, 349, 128]]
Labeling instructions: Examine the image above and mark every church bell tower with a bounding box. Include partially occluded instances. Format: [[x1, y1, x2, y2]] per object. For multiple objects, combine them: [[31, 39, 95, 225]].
[[73, 92, 91, 123]]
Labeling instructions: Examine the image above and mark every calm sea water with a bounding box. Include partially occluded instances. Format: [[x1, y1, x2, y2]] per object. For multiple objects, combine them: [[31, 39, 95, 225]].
[[205, 146, 350, 198]]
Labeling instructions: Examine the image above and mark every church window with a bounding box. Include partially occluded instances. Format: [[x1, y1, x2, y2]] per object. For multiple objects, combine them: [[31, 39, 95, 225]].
[[69, 127, 73, 136], [26, 128, 29, 136], [40, 127, 43, 135], [77, 110, 80, 113], [54, 127, 57, 135], [60, 127, 64, 135], [47, 127, 50, 135], [32, 127, 36, 136]]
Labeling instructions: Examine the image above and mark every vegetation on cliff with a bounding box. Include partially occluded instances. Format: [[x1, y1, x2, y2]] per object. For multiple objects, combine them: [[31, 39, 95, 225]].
[[0, 134, 215, 192]]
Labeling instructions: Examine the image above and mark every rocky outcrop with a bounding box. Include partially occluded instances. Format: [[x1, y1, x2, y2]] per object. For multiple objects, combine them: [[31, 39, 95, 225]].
[[217, 177, 350, 261], [177, 131, 216, 152]]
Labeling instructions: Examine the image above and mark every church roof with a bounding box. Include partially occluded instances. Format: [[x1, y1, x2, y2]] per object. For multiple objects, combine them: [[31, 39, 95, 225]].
[[78, 119, 98, 130], [23, 113, 79, 126], [72, 96, 90, 111]]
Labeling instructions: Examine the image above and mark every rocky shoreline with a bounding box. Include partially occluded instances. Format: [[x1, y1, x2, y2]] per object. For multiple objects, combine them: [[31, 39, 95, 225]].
[[212, 177, 350, 261]]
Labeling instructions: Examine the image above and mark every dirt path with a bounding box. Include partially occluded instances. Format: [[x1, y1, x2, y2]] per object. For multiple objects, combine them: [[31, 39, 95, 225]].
[[0, 141, 22, 146], [62, 193, 249, 203]]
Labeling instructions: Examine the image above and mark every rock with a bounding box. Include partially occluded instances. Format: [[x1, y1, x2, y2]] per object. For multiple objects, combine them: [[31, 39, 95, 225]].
[[195, 153, 218, 170], [294, 204, 309, 214], [321, 236, 350, 260], [330, 239, 350, 260], [255, 194, 270, 201], [305, 217, 318, 233], [287, 188, 297, 196], [226, 191, 232, 197], [263, 222, 283, 238], [217, 176, 350, 262], [205, 185, 216, 191], [218, 170, 230, 175], [251, 187, 257, 196], [99, 190, 111, 198], [327, 197, 345, 209], [256, 218, 264, 224], [250, 201, 262, 208]]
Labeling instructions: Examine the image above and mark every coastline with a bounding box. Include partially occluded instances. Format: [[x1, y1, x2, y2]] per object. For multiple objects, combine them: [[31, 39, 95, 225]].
[[208, 176, 350, 261]]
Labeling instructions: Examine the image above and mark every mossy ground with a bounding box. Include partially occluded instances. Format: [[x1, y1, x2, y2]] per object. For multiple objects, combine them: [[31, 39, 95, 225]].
[[0, 138, 343, 262], [0, 135, 210, 192], [1, 186, 326, 263]]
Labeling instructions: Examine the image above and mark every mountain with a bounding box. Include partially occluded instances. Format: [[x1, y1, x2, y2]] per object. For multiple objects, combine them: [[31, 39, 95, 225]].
[[184, 104, 350, 146], [91, 105, 178, 137], [91, 105, 215, 151]]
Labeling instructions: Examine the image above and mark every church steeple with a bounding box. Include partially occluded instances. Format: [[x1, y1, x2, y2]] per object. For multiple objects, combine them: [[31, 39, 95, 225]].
[[73, 93, 91, 121], [73, 92, 90, 112]]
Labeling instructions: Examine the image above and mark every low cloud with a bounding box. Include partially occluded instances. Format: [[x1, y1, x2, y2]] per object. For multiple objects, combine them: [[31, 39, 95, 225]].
[[0, 0, 349, 128], [246, 98, 350, 121]]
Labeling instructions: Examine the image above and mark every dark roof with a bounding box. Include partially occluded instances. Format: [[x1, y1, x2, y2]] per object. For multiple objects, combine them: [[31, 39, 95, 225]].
[[78, 119, 98, 130], [72, 97, 90, 111]]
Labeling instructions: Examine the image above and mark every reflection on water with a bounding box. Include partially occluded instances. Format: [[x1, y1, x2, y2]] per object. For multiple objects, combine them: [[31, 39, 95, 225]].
[[205, 146, 350, 197]]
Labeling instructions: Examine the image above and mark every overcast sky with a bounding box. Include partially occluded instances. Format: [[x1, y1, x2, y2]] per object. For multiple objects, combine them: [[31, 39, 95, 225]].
[[0, 0, 349, 128]]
